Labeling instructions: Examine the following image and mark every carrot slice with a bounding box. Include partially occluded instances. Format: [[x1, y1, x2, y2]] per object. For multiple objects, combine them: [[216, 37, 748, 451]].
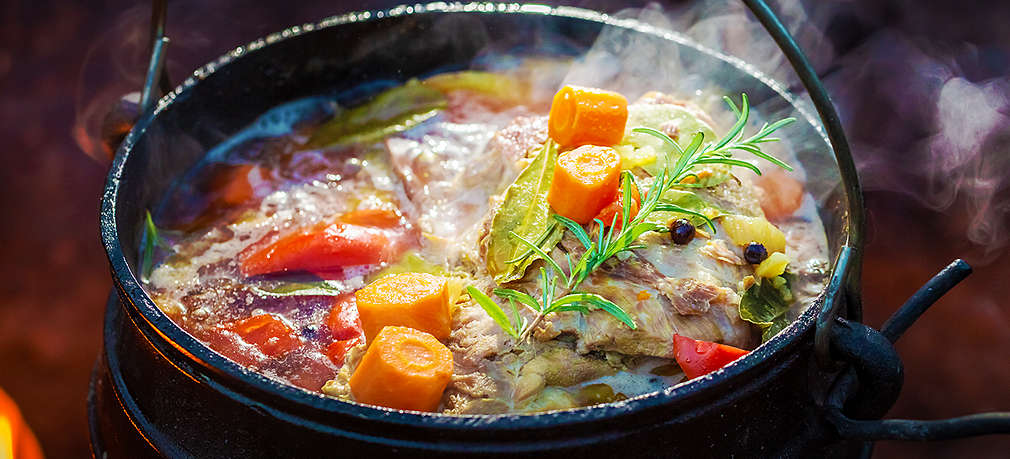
[[338, 208, 402, 228], [594, 182, 641, 232], [231, 314, 301, 358], [355, 272, 451, 343], [755, 170, 804, 220], [548, 145, 622, 224], [239, 222, 392, 277], [349, 326, 453, 411], [214, 164, 258, 206], [548, 85, 628, 148]]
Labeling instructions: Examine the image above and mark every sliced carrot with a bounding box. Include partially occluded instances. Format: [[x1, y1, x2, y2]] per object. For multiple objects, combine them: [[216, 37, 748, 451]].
[[355, 272, 451, 343], [239, 222, 392, 277], [214, 164, 257, 206], [755, 170, 804, 220], [548, 85, 628, 148], [349, 326, 453, 411], [548, 145, 622, 224], [231, 314, 301, 358], [594, 182, 641, 232], [338, 208, 402, 228]]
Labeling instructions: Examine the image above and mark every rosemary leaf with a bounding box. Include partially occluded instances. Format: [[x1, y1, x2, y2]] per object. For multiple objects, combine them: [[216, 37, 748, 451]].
[[140, 210, 160, 283], [467, 286, 519, 339]]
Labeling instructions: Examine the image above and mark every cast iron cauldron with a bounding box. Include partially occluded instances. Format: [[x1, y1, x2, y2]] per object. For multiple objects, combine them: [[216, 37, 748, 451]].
[[89, 2, 1008, 458]]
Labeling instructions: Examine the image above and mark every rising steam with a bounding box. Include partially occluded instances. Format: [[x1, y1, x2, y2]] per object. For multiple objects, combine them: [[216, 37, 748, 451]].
[[73, 0, 1010, 262]]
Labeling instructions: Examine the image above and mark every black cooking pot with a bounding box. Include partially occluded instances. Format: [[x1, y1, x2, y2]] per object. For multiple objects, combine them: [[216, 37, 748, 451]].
[[90, 3, 1005, 458]]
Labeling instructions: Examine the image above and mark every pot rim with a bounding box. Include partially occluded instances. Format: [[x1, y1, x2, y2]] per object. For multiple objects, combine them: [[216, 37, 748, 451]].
[[100, 1, 854, 431]]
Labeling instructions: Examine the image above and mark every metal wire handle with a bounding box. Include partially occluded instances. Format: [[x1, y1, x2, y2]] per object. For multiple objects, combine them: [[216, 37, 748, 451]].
[[743, 0, 1010, 442]]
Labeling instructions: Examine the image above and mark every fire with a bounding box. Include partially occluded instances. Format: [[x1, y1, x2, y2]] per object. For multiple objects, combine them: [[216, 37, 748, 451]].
[[0, 389, 43, 459]]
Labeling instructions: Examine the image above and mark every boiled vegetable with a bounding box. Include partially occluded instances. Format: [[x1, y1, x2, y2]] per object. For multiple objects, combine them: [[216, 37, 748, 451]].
[[422, 71, 525, 103], [594, 182, 641, 232], [672, 334, 749, 379], [328, 294, 364, 341], [739, 275, 794, 342], [755, 170, 804, 219], [322, 282, 366, 366], [548, 145, 622, 224], [348, 325, 453, 411], [548, 85, 628, 148], [484, 141, 563, 284], [755, 252, 789, 278], [306, 81, 446, 148], [338, 208, 402, 228], [231, 314, 301, 358], [326, 336, 362, 367], [354, 272, 451, 343], [720, 215, 786, 254], [239, 222, 392, 277], [213, 164, 258, 206]]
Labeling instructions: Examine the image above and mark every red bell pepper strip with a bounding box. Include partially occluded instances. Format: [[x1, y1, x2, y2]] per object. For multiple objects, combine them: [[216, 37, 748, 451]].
[[324, 294, 365, 366], [326, 336, 364, 367], [672, 334, 749, 379], [239, 222, 392, 277], [327, 294, 364, 341], [594, 184, 641, 233], [231, 314, 301, 358]]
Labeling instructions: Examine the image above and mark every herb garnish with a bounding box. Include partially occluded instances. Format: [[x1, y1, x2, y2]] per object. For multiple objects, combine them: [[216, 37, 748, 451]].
[[739, 274, 795, 342], [470, 93, 795, 342], [483, 140, 564, 284], [467, 266, 635, 342], [306, 81, 447, 148], [140, 210, 162, 282]]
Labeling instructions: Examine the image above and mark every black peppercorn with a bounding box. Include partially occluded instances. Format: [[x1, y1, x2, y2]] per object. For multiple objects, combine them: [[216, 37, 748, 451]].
[[743, 242, 768, 264], [669, 219, 695, 245]]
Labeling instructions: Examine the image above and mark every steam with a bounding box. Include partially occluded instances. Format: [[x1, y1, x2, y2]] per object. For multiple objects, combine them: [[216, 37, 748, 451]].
[[74, 0, 1010, 262], [825, 28, 1010, 263], [570, 0, 1010, 264]]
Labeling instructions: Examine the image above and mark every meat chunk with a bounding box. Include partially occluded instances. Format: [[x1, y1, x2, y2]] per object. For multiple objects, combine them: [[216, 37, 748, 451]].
[[513, 345, 619, 404], [660, 278, 737, 316]]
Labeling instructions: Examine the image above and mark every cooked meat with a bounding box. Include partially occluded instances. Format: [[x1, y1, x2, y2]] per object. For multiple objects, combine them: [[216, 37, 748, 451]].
[[513, 345, 619, 404], [699, 239, 746, 266]]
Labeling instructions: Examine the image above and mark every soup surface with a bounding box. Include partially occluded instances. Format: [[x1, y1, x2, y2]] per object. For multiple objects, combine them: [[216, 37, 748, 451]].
[[143, 61, 828, 413]]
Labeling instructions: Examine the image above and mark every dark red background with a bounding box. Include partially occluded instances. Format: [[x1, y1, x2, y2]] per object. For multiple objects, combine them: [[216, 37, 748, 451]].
[[1, 1, 1007, 457]]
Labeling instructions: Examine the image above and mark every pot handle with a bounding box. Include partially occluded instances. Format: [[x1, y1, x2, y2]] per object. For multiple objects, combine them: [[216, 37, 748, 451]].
[[824, 260, 1010, 441], [741, 0, 867, 367]]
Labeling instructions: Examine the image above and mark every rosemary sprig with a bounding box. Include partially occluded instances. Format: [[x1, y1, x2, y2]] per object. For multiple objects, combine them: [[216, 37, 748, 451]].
[[553, 93, 794, 289], [466, 266, 636, 343], [469, 93, 793, 341]]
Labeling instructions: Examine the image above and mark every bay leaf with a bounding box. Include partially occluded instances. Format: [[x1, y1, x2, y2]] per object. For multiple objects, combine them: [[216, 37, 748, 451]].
[[306, 80, 446, 148], [484, 141, 563, 283]]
